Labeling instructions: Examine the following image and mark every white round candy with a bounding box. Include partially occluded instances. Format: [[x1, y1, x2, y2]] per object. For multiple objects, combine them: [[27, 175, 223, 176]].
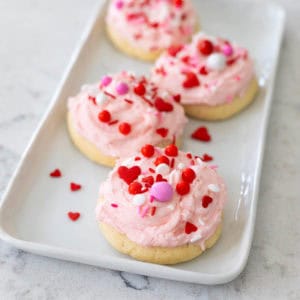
[[96, 92, 107, 105], [208, 184, 220, 193], [155, 163, 170, 176], [206, 53, 226, 71], [132, 194, 146, 206]]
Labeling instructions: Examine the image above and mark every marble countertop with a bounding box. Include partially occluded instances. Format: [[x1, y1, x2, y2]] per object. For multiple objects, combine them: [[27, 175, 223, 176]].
[[0, 0, 299, 299]]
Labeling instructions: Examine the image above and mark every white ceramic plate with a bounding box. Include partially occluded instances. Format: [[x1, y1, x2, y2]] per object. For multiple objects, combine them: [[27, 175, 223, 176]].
[[0, 0, 285, 284]]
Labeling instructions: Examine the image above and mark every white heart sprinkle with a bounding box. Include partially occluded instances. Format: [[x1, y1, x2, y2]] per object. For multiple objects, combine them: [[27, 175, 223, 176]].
[[207, 53, 226, 71], [156, 163, 169, 176], [177, 163, 185, 170], [208, 184, 220, 193], [132, 194, 146, 206], [96, 92, 106, 105]]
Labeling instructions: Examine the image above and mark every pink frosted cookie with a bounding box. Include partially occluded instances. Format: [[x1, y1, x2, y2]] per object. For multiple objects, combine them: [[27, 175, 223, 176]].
[[96, 144, 226, 264], [106, 0, 198, 61], [67, 71, 187, 167], [151, 32, 258, 120]]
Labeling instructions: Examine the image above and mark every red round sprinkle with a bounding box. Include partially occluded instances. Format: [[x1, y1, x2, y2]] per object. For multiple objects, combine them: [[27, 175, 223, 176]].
[[168, 45, 183, 57], [70, 182, 81, 191], [98, 110, 111, 123], [50, 168, 61, 178], [198, 39, 214, 55], [182, 72, 200, 88], [128, 181, 143, 194], [133, 83, 146, 96], [185, 221, 198, 234], [141, 144, 155, 158], [68, 212, 80, 221], [182, 168, 196, 183], [176, 181, 190, 195], [154, 155, 170, 166], [202, 195, 213, 208], [191, 126, 211, 142], [156, 128, 168, 137], [164, 144, 178, 157], [119, 122, 131, 135]]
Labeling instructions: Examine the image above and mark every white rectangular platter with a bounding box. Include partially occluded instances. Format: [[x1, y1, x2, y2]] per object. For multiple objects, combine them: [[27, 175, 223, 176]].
[[0, 0, 285, 284]]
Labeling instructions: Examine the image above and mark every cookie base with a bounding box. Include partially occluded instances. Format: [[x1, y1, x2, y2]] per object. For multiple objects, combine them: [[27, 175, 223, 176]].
[[67, 113, 181, 167], [184, 78, 259, 121], [99, 222, 222, 265]]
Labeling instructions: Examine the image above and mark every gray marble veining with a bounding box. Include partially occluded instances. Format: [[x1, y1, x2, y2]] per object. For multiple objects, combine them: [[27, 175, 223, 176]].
[[0, 0, 299, 299]]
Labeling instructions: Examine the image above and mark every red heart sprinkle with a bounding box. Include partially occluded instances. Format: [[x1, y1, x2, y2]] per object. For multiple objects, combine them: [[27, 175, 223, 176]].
[[154, 155, 170, 166], [118, 166, 141, 185], [176, 181, 190, 195], [182, 72, 200, 88], [182, 168, 196, 183], [191, 126, 211, 142], [199, 66, 208, 75], [173, 94, 181, 103], [50, 169, 61, 178], [70, 182, 81, 191], [201, 153, 213, 162], [185, 222, 198, 234], [142, 176, 154, 187], [164, 144, 178, 157], [156, 174, 167, 182], [141, 144, 155, 158], [68, 212, 80, 221], [154, 97, 174, 112], [168, 44, 183, 57], [133, 83, 146, 96], [156, 128, 169, 137], [202, 195, 213, 208], [128, 181, 143, 194]]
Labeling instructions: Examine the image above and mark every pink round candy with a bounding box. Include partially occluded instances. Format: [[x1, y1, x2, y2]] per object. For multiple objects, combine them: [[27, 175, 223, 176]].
[[101, 75, 112, 87], [116, 82, 129, 95], [222, 44, 233, 56], [115, 0, 124, 9], [150, 182, 173, 202]]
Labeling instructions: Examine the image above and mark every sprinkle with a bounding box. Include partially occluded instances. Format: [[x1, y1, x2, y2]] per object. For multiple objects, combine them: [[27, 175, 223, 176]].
[[207, 53, 226, 71], [68, 212, 80, 221], [155, 163, 169, 175], [191, 126, 211, 142], [149, 168, 155, 173], [101, 75, 112, 87], [185, 222, 198, 234], [182, 168, 196, 183], [150, 182, 173, 202], [108, 120, 118, 125], [202, 195, 213, 208], [154, 97, 173, 112], [98, 110, 111, 123], [88, 95, 96, 105], [186, 153, 192, 159], [201, 153, 213, 162], [154, 155, 170, 166], [156, 128, 168, 138], [177, 163, 185, 170], [104, 91, 116, 99], [197, 39, 214, 56], [119, 122, 131, 135], [208, 184, 220, 193], [128, 181, 143, 194], [182, 72, 200, 88], [132, 194, 146, 206], [141, 144, 155, 158], [190, 234, 202, 243], [164, 144, 178, 157], [111, 203, 118, 208], [141, 96, 154, 107], [70, 182, 81, 191], [124, 98, 133, 104], [96, 93, 106, 105], [170, 158, 175, 169], [116, 82, 129, 95], [134, 156, 141, 161], [176, 181, 190, 195], [50, 168, 62, 178], [118, 166, 141, 185], [150, 206, 156, 216], [222, 44, 234, 56]]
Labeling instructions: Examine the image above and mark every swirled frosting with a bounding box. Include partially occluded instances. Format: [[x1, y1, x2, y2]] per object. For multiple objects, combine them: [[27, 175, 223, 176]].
[[106, 0, 197, 52], [96, 145, 227, 249], [68, 71, 187, 158], [151, 32, 255, 105]]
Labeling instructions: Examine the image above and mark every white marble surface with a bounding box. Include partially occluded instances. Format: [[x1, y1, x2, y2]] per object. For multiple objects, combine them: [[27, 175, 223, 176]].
[[0, 0, 299, 299]]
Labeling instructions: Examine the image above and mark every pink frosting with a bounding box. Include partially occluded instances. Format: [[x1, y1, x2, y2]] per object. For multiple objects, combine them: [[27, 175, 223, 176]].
[[106, 0, 197, 52], [151, 32, 256, 105], [96, 146, 227, 249], [68, 71, 187, 158]]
